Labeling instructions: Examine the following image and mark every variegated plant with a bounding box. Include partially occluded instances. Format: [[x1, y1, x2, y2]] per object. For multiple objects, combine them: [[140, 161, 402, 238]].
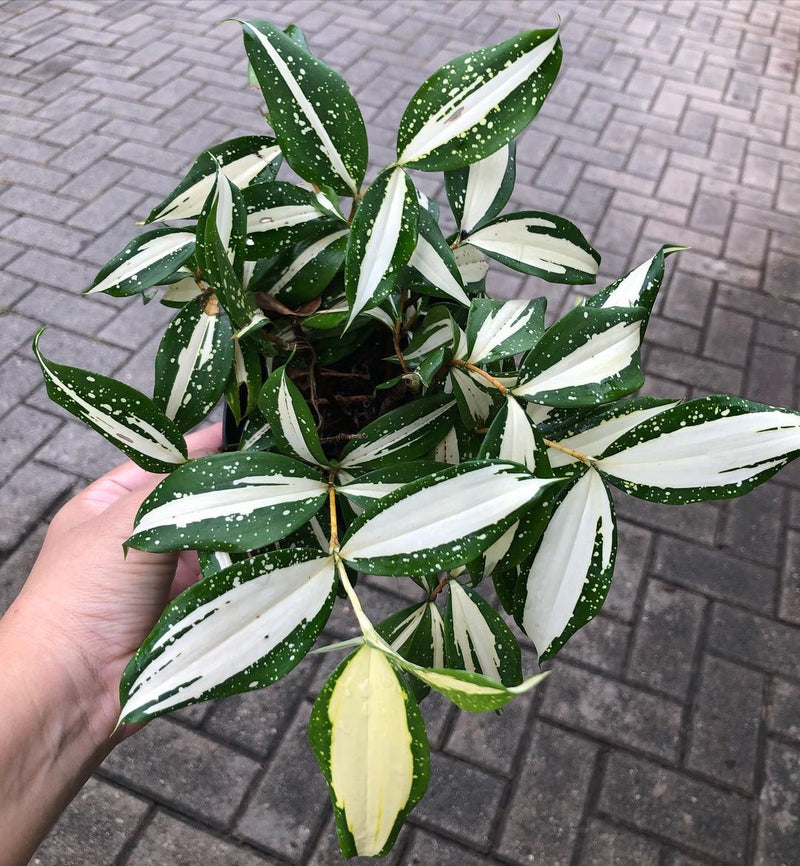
[[35, 19, 800, 859]]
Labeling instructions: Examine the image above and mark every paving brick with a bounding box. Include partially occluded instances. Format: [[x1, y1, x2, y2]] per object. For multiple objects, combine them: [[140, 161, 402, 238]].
[[768, 677, 800, 743], [0, 352, 41, 417], [703, 306, 754, 366], [599, 751, 750, 863], [577, 818, 661, 866], [709, 603, 800, 678], [614, 495, 720, 547], [779, 529, 800, 625], [744, 345, 796, 407], [686, 655, 763, 790], [721, 483, 785, 568], [402, 829, 491, 866], [657, 166, 700, 206], [0, 521, 46, 615], [0, 403, 61, 483], [755, 741, 800, 866], [0, 460, 73, 551]]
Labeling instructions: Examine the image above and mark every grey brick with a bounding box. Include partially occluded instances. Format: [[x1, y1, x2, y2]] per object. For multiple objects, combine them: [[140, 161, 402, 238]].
[[559, 613, 629, 676], [402, 829, 491, 866], [0, 354, 42, 417], [768, 677, 800, 743], [0, 184, 81, 222], [743, 152, 780, 191], [657, 167, 700, 206], [599, 752, 750, 863], [647, 345, 743, 393], [35, 417, 130, 479], [614, 495, 720, 547], [0, 522, 47, 615], [720, 483, 785, 568], [0, 460, 74, 551], [703, 306, 754, 366], [709, 603, 800, 678], [0, 404, 61, 482], [744, 345, 796, 407], [755, 741, 800, 866], [578, 818, 660, 866], [779, 529, 800, 625], [604, 521, 653, 621]]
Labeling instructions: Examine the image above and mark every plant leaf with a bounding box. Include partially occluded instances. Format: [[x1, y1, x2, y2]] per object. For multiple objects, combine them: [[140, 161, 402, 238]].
[[240, 19, 367, 196], [466, 211, 599, 284], [478, 394, 551, 474], [345, 167, 419, 327], [595, 395, 800, 503], [513, 306, 645, 407], [144, 136, 281, 223], [445, 141, 516, 234], [119, 549, 336, 723], [397, 28, 561, 170], [262, 228, 348, 305], [225, 337, 264, 425], [464, 297, 546, 364], [449, 365, 499, 428], [126, 451, 328, 553], [453, 243, 489, 291], [519, 468, 616, 660], [33, 331, 187, 473], [337, 462, 445, 509], [406, 207, 469, 306], [309, 645, 429, 857], [86, 228, 195, 297]]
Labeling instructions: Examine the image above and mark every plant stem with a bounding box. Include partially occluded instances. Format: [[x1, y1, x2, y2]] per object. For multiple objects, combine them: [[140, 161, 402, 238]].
[[428, 573, 451, 601], [335, 556, 377, 639], [327, 482, 339, 553], [450, 358, 507, 393], [542, 437, 592, 464], [393, 287, 409, 373]]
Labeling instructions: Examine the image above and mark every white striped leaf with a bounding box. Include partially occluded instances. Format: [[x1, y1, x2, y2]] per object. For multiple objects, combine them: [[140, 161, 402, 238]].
[[309, 645, 429, 857], [545, 397, 679, 475], [478, 394, 551, 474], [224, 337, 263, 425], [86, 228, 195, 297], [345, 167, 419, 327], [595, 396, 800, 503], [144, 135, 281, 223], [258, 366, 328, 467], [127, 451, 328, 553], [396, 28, 561, 171], [513, 306, 645, 407], [244, 181, 335, 260], [403, 305, 459, 365], [465, 297, 546, 364], [445, 141, 516, 234], [444, 581, 522, 685], [339, 394, 456, 469], [161, 274, 206, 307], [466, 211, 600, 284], [449, 365, 498, 427], [153, 297, 234, 433], [240, 19, 367, 197], [520, 467, 616, 660], [433, 424, 460, 465], [238, 410, 274, 452], [264, 228, 348, 305], [197, 549, 240, 578], [33, 330, 187, 473], [453, 243, 489, 291], [337, 462, 445, 509], [406, 207, 469, 306], [119, 549, 336, 723], [340, 460, 557, 576]]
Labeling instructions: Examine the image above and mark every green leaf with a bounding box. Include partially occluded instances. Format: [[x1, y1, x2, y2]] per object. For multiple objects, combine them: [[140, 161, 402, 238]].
[[377, 601, 446, 701], [33, 330, 187, 473], [160, 272, 206, 307], [144, 136, 281, 223], [126, 451, 328, 553], [406, 207, 469, 306], [224, 337, 264, 426], [403, 305, 461, 367], [449, 364, 500, 428], [153, 297, 234, 433], [464, 297, 546, 364], [339, 460, 558, 577], [396, 28, 561, 171], [309, 645, 429, 857], [445, 140, 516, 234], [465, 211, 599, 284], [197, 549, 244, 578], [444, 581, 522, 685], [345, 167, 419, 327], [86, 228, 195, 298], [119, 549, 336, 723], [258, 365, 328, 466], [238, 408, 274, 452], [594, 395, 800, 503], [478, 394, 552, 474], [239, 19, 368, 196], [452, 243, 489, 293], [513, 306, 645, 407], [337, 461, 446, 510], [262, 228, 348, 305]]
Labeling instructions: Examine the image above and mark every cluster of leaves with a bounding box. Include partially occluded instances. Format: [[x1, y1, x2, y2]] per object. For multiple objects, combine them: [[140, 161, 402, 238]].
[[35, 19, 800, 859]]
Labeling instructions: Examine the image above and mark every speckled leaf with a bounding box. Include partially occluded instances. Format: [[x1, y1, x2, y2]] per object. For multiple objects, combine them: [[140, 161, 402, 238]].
[[126, 451, 328, 553], [197, 549, 244, 578], [445, 141, 516, 234], [258, 365, 328, 466], [478, 394, 551, 474], [340, 460, 557, 577], [595, 395, 800, 503], [464, 297, 546, 364], [240, 19, 367, 196], [263, 228, 348, 304], [403, 305, 460, 366], [309, 644, 429, 857], [337, 462, 445, 510], [449, 365, 500, 428], [161, 272, 206, 307], [345, 167, 419, 327], [397, 28, 561, 171], [86, 228, 195, 298], [466, 211, 599, 284], [406, 207, 469, 305], [224, 337, 264, 425], [33, 330, 187, 473], [238, 408, 274, 452], [519, 467, 616, 660], [144, 136, 281, 223], [452, 243, 489, 292], [119, 549, 336, 723], [513, 306, 645, 407], [153, 297, 234, 433]]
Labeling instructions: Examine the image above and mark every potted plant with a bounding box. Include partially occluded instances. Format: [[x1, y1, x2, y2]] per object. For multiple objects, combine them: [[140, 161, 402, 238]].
[[34, 18, 800, 859]]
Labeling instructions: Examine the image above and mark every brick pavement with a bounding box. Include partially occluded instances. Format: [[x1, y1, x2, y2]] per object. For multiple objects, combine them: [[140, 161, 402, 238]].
[[1, 0, 799, 863]]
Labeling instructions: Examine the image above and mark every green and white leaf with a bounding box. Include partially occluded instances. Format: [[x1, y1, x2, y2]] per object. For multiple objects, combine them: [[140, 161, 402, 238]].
[[153, 298, 234, 433], [464, 297, 546, 364], [145, 135, 281, 223], [309, 645, 429, 857], [453, 243, 489, 291], [337, 462, 445, 510], [119, 549, 336, 723], [449, 365, 498, 427], [225, 337, 264, 425], [238, 409, 274, 452], [345, 167, 419, 327], [520, 467, 616, 659], [161, 273, 206, 307], [466, 211, 599, 284], [406, 207, 469, 306], [33, 331, 187, 473], [378, 602, 447, 670], [197, 549, 240, 578], [127, 451, 328, 553], [594, 396, 800, 503], [264, 228, 348, 304], [513, 306, 645, 407], [445, 141, 516, 234], [240, 19, 367, 196], [86, 228, 195, 297], [403, 306, 460, 365], [396, 28, 561, 171], [478, 394, 551, 473]]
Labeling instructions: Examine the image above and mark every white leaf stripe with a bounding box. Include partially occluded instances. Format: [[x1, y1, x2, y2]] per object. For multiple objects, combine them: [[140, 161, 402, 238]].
[[408, 233, 469, 305], [450, 366, 494, 424], [403, 316, 456, 363], [120, 553, 336, 720], [497, 396, 539, 470], [276, 370, 325, 466], [429, 605, 446, 668], [466, 299, 541, 364], [338, 481, 406, 502], [598, 253, 656, 308], [453, 243, 489, 285], [239, 421, 272, 451], [513, 319, 642, 399], [522, 468, 614, 656], [88, 232, 195, 295], [387, 605, 427, 651], [449, 582, 501, 681], [268, 229, 348, 296], [398, 31, 559, 165], [459, 144, 511, 233], [548, 402, 680, 468], [242, 22, 359, 195], [481, 520, 518, 577], [349, 167, 409, 324], [164, 311, 220, 421], [246, 204, 322, 234]]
